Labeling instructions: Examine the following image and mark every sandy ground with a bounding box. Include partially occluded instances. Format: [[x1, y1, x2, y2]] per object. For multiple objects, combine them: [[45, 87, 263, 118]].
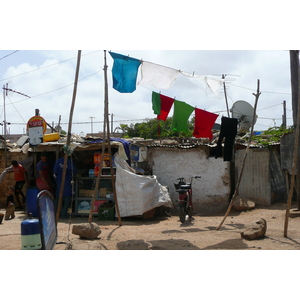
[[1, 202, 300, 250]]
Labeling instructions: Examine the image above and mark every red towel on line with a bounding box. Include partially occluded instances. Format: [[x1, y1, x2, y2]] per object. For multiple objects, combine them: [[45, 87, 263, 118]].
[[193, 108, 218, 140], [157, 94, 174, 121]]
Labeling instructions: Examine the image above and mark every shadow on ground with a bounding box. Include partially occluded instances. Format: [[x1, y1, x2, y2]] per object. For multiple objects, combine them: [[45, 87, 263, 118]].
[[116, 239, 201, 250]]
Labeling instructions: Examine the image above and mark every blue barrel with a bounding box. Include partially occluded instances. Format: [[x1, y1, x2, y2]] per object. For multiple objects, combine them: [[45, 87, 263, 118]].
[[26, 186, 40, 217], [21, 214, 42, 250]]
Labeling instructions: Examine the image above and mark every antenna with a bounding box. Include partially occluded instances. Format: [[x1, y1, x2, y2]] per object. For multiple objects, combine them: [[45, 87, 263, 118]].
[[2, 83, 30, 166], [230, 100, 257, 132], [213, 74, 241, 117]]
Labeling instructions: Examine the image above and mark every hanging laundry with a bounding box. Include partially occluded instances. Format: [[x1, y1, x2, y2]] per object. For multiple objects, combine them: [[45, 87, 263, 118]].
[[109, 52, 141, 93], [193, 108, 218, 140], [215, 116, 238, 161], [180, 72, 224, 97], [151, 91, 161, 115], [139, 61, 179, 89], [172, 100, 195, 133], [152, 92, 174, 121]]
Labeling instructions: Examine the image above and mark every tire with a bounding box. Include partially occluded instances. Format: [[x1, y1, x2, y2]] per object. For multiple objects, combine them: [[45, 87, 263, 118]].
[[178, 203, 186, 223], [186, 194, 192, 219], [187, 206, 192, 219]]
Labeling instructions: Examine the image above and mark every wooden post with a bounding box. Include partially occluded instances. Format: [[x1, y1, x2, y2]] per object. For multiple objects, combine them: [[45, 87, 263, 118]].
[[282, 100, 287, 129], [284, 51, 300, 236], [103, 50, 122, 226], [55, 50, 81, 224], [88, 51, 122, 225], [217, 79, 261, 230]]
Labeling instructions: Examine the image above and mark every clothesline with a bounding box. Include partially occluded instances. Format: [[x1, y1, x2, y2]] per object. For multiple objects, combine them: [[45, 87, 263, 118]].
[[108, 51, 238, 140], [109, 51, 224, 97]]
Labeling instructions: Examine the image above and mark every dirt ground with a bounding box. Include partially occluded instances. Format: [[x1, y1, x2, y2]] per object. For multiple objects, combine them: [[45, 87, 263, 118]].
[[1, 201, 300, 250]]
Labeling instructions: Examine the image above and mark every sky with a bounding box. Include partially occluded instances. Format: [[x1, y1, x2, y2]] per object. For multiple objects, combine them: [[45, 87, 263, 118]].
[[0, 49, 293, 136]]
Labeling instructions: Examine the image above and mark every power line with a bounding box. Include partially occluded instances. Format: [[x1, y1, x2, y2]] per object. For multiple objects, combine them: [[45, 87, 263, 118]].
[[0, 50, 19, 61], [0, 50, 101, 83]]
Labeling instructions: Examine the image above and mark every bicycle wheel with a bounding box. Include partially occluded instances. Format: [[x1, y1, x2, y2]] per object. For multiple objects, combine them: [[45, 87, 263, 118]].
[[178, 203, 186, 223]]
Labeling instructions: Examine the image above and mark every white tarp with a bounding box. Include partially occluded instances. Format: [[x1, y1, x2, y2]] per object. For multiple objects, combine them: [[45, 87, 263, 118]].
[[114, 154, 172, 217]]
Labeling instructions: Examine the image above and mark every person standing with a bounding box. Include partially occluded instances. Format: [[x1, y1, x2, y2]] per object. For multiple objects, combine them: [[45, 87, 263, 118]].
[[36, 153, 54, 195], [10, 160, 28, 208], [5, 186, 15, 220], [53, 155, 76, 218]]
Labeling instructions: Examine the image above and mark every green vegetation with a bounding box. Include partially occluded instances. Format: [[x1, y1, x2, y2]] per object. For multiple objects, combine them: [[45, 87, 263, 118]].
[[251, 126, 293, 146], [120, 117, 194, 139], [120, 118, 293, 146]]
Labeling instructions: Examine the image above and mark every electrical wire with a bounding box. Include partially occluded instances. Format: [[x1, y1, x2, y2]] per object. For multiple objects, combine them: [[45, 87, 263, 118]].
[[0, 50, 19, 61], [0, 68, 102, 107], [0, 50, 101, 83], [6, 95, 26, 123], [228, 83, 291, 96]]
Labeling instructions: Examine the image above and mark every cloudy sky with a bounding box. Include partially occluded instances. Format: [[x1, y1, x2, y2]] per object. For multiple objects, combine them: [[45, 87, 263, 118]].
[[0, 49, 293, 136]]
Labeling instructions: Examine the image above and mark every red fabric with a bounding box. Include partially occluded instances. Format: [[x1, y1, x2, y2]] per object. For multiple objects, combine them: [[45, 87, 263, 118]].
[[13, 164, 26, 182], [157, 94, 174, 121], [193, 108, 218, 140]]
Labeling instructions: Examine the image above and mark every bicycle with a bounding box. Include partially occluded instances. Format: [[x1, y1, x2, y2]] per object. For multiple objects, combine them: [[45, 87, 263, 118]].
[[174, 176, 201, 223]]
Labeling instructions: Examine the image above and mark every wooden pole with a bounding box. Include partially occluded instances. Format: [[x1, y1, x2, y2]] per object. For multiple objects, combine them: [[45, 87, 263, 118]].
[[55, 50, 81, 223], [103, 50, 122, 226], [217, 79, 261, 230], [88, 51, 122, 225], [284, 51, 300, 236]]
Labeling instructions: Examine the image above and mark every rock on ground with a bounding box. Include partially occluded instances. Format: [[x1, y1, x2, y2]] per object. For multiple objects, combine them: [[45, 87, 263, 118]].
[[241, 218, 267, 240], [233, 196, 255, 211], [72, 222, 101, 239]]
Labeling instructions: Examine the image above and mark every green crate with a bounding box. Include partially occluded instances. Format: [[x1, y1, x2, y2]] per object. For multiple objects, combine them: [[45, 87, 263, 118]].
[[98, 202, 115, 221]]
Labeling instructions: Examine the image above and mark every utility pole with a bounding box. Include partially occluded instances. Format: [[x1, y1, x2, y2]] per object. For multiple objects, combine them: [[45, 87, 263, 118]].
[[90, 116, 95, 136], [282, 100, 287, 129], [111, 113, 114, 137], [2, 83, 30, 166], [289, 50, 300, 211], [222, 74, 230, 118]]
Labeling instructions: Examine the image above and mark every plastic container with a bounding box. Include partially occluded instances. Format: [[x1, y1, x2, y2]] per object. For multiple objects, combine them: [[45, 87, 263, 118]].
[[43, 132, 60, 142], [94, 164, 100, 177], [21, 214, 42, 250], [26, 186, 40, 217], [94, 152, 101, 164], [88, 169, 94, 177]]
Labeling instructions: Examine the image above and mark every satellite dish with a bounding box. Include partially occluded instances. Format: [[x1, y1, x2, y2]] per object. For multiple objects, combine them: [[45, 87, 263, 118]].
[[230, 100, 257, 132], [54, 125, 62, 133]]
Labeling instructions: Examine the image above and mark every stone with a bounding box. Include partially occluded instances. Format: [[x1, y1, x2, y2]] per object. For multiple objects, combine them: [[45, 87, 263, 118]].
[[232, 196, 255, 211], [72, 222, 101, 239], [241, 218, 267, 240]]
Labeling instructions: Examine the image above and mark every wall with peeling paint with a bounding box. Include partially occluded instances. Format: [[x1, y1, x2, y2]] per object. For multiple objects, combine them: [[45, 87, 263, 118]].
[[147, 147, 230, 214]]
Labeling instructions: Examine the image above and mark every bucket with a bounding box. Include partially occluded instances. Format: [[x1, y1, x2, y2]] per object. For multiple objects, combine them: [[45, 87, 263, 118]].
[[21, 214, 42, 250], [26, 186, 40, 217], [0, 213, 4, 224]]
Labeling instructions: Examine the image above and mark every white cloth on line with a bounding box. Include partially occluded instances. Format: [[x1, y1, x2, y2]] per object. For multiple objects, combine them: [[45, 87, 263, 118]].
[[180, 71, 224, 97], [138, 61, 179, 89]]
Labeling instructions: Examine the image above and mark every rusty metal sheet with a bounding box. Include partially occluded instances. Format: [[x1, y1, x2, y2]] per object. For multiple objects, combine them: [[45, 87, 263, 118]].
[[235, 148, 271, 205]]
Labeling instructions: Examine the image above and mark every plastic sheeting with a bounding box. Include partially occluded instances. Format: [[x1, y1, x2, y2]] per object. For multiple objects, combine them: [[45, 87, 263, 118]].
[[114, 154, 172, 217]]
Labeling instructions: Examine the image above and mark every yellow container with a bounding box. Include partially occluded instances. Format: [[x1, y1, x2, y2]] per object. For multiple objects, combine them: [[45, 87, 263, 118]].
[[43, 132, 60, 142]]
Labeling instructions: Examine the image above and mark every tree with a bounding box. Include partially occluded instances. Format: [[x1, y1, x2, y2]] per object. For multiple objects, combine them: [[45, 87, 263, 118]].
[[120, 117, 194, 139]]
